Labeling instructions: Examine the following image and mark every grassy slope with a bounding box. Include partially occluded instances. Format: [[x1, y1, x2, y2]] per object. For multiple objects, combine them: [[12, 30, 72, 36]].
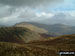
[[0, 42, 58, 56], [0, 27, 42, 43], [0, 34, 75, 56], [28, 34, 75, 54]]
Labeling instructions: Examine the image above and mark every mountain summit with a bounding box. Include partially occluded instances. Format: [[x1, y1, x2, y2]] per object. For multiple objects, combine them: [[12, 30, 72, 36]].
[[15, 22, 48, 33]]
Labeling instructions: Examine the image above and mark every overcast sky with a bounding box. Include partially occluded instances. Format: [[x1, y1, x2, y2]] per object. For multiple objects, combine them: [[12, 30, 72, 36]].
[[0, 0, 75, 26]]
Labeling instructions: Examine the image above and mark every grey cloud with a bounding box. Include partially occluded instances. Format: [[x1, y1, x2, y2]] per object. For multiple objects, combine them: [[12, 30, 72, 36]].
[[0, 7, 38, 25], [0, 0, 63, 20], [0, 0, 63, 7], [0, 5, 16, 19], [0, 6, 10, 18], [36, 13, 75, 26], [1, 0, 73, 26], [18, 8, 37, 19]]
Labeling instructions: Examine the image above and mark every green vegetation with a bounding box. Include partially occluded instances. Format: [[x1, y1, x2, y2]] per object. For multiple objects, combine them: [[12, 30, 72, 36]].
[[0, 34, 75, 56], [0, 42, 57, 56], [0, 26, 75, 56], [0, 27, 42, 43]]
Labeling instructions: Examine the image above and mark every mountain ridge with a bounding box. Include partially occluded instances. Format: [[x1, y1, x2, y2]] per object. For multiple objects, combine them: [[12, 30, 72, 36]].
[[15, 22, 48, 34], [17, 22, 75, 36]]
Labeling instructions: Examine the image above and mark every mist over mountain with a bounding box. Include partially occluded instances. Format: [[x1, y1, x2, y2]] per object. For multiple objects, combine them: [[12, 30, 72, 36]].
[[0, 12, 75, 26], [35, 13, 75, 26]]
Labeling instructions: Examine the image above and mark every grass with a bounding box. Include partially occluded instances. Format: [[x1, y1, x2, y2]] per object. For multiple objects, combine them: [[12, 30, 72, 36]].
[[0, 34, 75, 56], [0, 27, 75, 56], [0, 27, 42, 43]]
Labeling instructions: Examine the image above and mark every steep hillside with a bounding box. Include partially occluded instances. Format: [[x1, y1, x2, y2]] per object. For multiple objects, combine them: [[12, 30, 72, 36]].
[[0, 27, 43, 43], [15, 22, 48, 34]]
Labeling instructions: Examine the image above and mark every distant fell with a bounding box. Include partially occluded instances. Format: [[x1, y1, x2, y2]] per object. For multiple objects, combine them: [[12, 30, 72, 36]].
[[15, 22, 48, 34], [23, 22, 75, 36]]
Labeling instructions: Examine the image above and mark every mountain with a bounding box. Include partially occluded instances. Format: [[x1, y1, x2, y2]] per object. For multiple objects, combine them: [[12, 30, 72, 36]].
[[0, 25, 75, 56], [0, 27, 43, 43], [15, 22, 48, 34], [23, 22, 75, 36], [0, 22, 75, 56]]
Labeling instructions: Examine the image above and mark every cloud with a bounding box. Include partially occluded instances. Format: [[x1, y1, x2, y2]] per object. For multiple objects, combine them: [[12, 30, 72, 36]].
[[36, 12, 75, 26], [0, 6, 75, 26], [0, 0, 62, 19], [0, 0, 62, 7], [0, 7, 38, 25], [0, 0, 75, 26], [0, 5, 11, 18], [36, 12, 54, 17], [0, 6, 55, 26]]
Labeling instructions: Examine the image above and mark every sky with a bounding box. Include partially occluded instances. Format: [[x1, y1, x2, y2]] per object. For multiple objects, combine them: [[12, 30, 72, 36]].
[[0, 0, 75, 26]]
